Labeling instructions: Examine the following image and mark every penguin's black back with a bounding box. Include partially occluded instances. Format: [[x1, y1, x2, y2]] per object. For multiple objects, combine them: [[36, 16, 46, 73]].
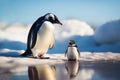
[[22, 16, 45, 56]]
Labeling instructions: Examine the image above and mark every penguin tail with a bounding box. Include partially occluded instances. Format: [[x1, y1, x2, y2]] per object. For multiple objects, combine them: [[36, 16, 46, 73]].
[[20, 49, 32, 57], [20, 52, 27, 56]]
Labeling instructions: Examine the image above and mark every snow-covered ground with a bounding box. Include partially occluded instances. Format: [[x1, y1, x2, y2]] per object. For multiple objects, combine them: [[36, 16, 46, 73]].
[[0, 19, 120, 74], [0, 51, 120, 74]]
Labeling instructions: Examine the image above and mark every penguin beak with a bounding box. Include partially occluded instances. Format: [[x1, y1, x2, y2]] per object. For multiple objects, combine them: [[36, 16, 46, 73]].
[[55, 19, 62, 25], [57, 21, 62, 25], [54, 16, 62, 25]]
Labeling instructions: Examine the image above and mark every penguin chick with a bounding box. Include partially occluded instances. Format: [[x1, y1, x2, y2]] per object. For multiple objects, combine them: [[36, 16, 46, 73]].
[[65, 40, 80, 61]]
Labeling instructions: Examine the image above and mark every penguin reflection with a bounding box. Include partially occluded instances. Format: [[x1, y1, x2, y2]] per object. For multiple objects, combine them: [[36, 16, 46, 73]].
[[65, 61, 80, 79], [28, 64, 56, 80]]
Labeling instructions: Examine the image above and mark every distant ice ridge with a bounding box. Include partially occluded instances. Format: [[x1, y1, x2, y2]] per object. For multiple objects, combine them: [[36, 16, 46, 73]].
[[0, 19, 120, 53], [94, 19, 120, 44]]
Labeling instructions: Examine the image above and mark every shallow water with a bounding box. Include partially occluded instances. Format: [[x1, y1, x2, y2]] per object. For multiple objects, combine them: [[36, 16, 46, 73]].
[[1, 61, 120, 80]]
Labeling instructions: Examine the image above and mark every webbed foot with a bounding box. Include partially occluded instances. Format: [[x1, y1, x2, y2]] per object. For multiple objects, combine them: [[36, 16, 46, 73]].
[[33, 56, 50, 59], [40, 56, 50, 59]]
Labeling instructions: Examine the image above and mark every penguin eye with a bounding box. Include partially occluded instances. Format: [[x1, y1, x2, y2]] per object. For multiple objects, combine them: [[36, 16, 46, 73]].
[[49, 16, 54, 21]]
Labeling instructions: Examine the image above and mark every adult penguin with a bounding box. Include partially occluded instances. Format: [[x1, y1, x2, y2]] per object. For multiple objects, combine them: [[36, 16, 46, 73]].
[[21, 13, 62, 58]]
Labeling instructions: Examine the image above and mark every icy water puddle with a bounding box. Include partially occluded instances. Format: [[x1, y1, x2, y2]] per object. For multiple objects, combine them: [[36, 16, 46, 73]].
[[2, 61, 120, 80]]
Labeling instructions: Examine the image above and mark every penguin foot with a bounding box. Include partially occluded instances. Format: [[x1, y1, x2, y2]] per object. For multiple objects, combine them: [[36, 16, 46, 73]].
[[33, 56, 40, 59], [68, 59, 77, 61], [33, 56, 50, 59], [40, 56, 50, 59]]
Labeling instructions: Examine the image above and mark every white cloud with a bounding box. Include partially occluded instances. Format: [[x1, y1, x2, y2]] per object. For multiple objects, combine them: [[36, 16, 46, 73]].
[[54, 19, 94, 40], [0, 23, 31, 43]]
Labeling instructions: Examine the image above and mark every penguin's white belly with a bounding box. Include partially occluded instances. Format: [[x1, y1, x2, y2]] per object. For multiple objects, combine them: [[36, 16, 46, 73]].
[[67, 47, 79, 60], [31, 21, 54, 57]]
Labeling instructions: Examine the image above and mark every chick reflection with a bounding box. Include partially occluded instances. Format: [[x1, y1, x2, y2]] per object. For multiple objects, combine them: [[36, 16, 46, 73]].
[[65, 61, 80, 79], [28, 64, 56, 80]]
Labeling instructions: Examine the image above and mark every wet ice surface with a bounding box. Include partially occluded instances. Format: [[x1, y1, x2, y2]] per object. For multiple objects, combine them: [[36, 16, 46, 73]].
[[1, 61, 120, 80], [0, 52, 120, 80]]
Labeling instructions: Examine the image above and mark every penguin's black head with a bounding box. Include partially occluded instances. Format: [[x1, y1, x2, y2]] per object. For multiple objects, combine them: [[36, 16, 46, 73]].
[[69, 40, 75, 45], [44, 13, 62, 25]]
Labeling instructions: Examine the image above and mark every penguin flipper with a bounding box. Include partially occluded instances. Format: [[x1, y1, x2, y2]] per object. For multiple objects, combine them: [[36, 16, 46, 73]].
[[49, 35, 54, 49], [21, 28, 34, 56], [30, 30, 38, 49], [65, 48, 68, 57], [75, 45, 80, 57], [77, 48, 80, 57], [30, 16, 44, 49], [22, 26, 37, 56]]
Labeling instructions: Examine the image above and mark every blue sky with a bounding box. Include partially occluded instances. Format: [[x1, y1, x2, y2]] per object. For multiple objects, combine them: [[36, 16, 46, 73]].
[[0, 0, 120, 26]]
